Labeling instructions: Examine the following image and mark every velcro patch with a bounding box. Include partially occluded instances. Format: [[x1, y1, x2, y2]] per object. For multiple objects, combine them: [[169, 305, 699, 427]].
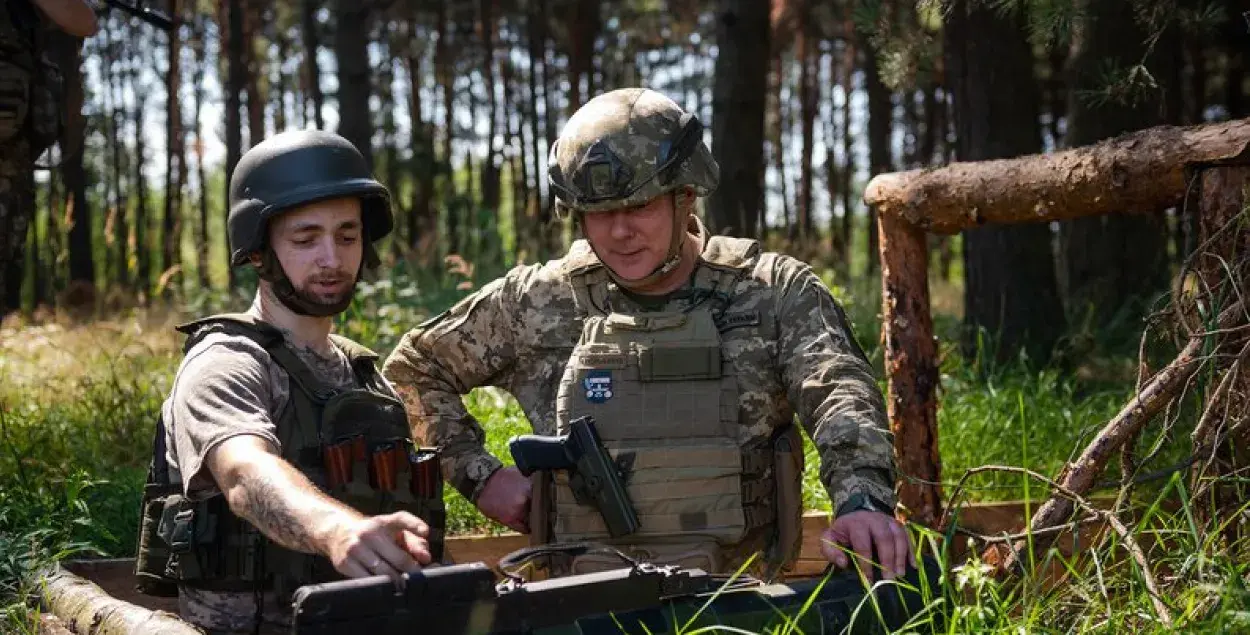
[[715, 310, 760, 332]]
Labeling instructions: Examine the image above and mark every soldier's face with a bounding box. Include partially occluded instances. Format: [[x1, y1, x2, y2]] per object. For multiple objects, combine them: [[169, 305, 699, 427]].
[[581, 194, 674, 282], [267, 197, 364, 306]]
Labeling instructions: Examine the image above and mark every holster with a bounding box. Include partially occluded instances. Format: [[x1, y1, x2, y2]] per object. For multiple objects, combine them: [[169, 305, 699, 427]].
[[770, 425, 805, 576], [525, 471, 553, 579]]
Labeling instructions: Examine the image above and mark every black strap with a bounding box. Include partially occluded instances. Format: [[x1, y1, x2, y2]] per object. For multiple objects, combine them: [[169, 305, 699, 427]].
[[497, 542, 639, 575]]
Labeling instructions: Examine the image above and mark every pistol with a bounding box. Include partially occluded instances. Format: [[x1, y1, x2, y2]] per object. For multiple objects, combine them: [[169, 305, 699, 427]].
[[508, 416, 641, 538]]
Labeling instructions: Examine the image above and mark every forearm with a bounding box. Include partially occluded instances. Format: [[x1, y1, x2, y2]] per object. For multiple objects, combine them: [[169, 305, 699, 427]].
[[221, 449, 362, 555]]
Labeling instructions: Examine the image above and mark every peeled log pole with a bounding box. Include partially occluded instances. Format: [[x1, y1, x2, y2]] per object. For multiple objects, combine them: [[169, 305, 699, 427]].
[[877, 211, 943, 527], [864, 119, 1250, 235], [39, 567, 203, 635]]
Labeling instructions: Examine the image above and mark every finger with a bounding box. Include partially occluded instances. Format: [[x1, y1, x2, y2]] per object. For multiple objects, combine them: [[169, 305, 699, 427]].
[[385, 512, 430, 538], [337, 558, 372, 579], [398, 530, 433, 566], [818, 528, 843, 565], [364, 530, 419, 576], [848, 523, 875, 582], [892, 521, 910, 576], [871, 519, 896, 580]]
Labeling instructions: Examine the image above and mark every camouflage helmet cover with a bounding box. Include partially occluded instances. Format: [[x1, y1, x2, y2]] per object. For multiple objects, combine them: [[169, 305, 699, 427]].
[[548, 88, 719, 215]]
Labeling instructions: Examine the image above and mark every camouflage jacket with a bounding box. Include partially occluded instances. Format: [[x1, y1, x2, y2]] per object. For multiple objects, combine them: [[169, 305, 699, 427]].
[[381, 223, 897, 518]]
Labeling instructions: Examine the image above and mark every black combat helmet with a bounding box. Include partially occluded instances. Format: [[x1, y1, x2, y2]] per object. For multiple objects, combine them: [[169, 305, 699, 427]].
[[227, 130, 391, 317], [227, 129, 393, 267]]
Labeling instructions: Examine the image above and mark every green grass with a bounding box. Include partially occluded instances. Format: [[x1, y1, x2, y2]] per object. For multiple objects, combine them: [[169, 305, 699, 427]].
[[1, 263, 1245, 633]]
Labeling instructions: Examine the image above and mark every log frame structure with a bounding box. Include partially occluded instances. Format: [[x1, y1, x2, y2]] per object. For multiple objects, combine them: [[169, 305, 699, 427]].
[[863, 118, 1250, 528]]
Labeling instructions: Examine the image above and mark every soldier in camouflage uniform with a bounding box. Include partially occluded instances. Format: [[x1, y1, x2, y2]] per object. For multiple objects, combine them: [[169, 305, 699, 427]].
[[138, 131, 443, 634], [383, 88, 913, 580], [0, 0, 96, 313]]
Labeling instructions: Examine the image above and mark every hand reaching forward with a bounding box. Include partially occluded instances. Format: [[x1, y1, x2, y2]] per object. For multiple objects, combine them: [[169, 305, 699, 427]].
[[323, 511, 433, 582], [819, 510, 916, 581]]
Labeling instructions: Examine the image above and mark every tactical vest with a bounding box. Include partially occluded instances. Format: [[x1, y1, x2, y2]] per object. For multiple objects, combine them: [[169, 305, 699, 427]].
[[548, 236, 804, 577], [134, 314, 446, 600]]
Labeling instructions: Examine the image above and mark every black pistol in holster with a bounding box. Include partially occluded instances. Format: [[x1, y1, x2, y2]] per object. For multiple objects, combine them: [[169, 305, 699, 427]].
[[508, 416, 641, 539]]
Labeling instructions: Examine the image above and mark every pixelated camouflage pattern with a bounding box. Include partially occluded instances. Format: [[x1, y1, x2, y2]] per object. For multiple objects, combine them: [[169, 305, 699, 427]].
[[381, 222, 897, 528], [549, 88, 719, 214]]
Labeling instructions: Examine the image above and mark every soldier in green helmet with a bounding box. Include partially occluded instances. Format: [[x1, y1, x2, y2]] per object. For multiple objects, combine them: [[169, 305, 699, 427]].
[[383, 88, 913, 581], [134, 130, 446, 634]]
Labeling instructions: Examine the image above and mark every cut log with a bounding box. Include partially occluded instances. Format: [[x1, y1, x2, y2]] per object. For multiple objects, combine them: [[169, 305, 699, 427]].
[[863, 119, 1250, 235], [39, 566, 203, 635], [877, 211, 943, 526]]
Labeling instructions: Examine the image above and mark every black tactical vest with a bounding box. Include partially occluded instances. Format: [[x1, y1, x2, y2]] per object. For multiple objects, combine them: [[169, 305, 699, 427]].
[[134, 314, 446, 600]]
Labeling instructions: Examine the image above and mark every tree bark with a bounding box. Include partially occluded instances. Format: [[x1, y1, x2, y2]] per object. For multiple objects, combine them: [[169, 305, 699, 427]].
[[526, 0, 549, 257], [243, 1, 265, 148], [708, 0, 769, 239], [1058, 0, 1171, 321], [107, 16, 129, 290], [437, 0, 457, 254], [480, 0, 502, 217], [864, 40, 891, 273], [403, 12, 434, 257], [163, 0, 183, 293], [945, 0, 1066, 364], [771, 51, 791, 239], [302, 0, 325, 130], [132, 37, 150, 297], [334, 0, 373, 167], [1226, 2, 1247, 120], [45, 31, 93, 290], [796, 15, 815, 240], [225, 0, 245, 286], [192, 8, 210, 288], [863, 120, 1250, 234], [566, 0, 599, 115], [878, 210, 942, 527], [840, 30, 855, 274]]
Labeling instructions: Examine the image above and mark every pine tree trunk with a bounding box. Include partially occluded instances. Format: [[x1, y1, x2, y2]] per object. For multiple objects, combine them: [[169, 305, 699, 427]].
[[480, 0, 502, 217], [133, 49, 151, 299], [193, 8, 210, 288], [538, 0, 558, 254], [1226, 2, 1247, 119], [437, 1, 457, 255], [771, 52, 791, 240], [225, 0, 246, 286], [403, 13, 434, 257], [945, 0, 1066, 364], [243, 1, 265, 148], [566, 0, 599, 114], [107, 17, 129, 290], [273, 25, 289, 132], [45, 31, 94, 291], [302, 0, 325, 129], [840, 29, 855, 275], [526, 0, 547, 258], [864, 40, 890, 274], [334, 0, 373, 166], [708, 0, 768, 239], [163, 0, 183, 293], [1058, 0, 1171, 322], [796, 18, 816, 241]]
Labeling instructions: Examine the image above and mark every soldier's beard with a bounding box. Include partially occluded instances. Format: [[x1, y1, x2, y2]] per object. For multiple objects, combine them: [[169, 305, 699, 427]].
[[257, 248, 357, 317]]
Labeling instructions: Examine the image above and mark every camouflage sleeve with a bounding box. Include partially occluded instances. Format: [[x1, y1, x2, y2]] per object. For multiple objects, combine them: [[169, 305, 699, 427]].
[[772, 259, 898, 517], [381, 276, 520, 502]]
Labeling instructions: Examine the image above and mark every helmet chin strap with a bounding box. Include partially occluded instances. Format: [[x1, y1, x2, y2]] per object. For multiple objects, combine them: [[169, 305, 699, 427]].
[[588, 194, 689, 292], [256, 248, 357, 318]]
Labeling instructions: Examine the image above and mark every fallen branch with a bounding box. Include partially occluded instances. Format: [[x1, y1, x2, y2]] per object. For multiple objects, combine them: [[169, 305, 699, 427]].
[[998, 300, 1244, 574], [863, 119, 1250, 234], [969, 466, 1173, 627], [38, 566, 200, 635]]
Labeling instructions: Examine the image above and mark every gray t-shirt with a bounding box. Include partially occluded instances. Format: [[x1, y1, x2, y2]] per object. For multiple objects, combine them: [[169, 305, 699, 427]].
[[161, 326, 379, 632]]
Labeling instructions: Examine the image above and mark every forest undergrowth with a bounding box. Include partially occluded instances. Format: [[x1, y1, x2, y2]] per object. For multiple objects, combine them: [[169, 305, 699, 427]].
[[0, 261, 1245, 633]]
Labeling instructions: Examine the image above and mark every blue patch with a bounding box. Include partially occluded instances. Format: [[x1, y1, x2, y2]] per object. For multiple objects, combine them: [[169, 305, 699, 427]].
[[582, 370, 613, 404]]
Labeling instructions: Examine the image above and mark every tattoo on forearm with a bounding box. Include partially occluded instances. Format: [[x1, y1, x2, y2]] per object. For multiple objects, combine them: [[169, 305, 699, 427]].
[[233, 470, 325, 554]]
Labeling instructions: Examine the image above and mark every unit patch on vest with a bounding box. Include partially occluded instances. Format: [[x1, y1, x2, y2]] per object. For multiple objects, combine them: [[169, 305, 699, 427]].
[[715, 310, 761, 333], [582, 370, 614, 403]]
